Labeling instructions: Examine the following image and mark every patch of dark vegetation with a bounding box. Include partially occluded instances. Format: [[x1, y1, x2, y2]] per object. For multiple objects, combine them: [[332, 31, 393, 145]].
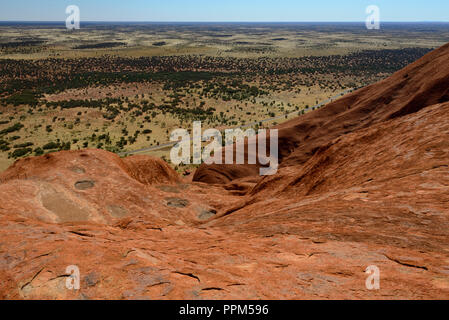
[[45, 98, 121, 109], [74, 42, 127, 49], [0, 123, 24, 135], [10, 147, 32, 158], [0, 48, 431, 101], [3, 91, 40, 106], [0, 139, 10, 151], [13, 142, 33, 148], [0, 40, 44, 49], [0, 40, 46, 54], [42, 141, 71, 151], [206, 34, 233, 38], [34, 147, 44, 156]]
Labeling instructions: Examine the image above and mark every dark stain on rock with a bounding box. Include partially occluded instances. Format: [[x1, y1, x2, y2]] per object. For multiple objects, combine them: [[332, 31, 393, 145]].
[[84, 272, 100, 287], [197, 208, 218, 221], [157, 185, 180, 193], [165, 198, 189, 208], [75, 180, 95, 190], [70, 167, 86, 174]]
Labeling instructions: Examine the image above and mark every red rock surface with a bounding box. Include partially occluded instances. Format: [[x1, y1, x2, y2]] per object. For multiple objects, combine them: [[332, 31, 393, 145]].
[[1, 44, 449, 300]]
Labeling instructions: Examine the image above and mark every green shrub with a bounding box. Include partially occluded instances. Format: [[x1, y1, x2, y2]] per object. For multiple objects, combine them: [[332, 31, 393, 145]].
[[61, 142, 71, 151], [4, 91, 39, 107], [13, 142, 33, 148], [11, 147, 32, 158], [43, 141, 59, 150], [34, 147, 44, 156], [0, 123, 23, 135]]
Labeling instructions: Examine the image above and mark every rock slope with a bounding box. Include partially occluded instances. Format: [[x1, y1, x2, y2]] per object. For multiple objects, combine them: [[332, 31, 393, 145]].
[[1, 44, 449, 300]]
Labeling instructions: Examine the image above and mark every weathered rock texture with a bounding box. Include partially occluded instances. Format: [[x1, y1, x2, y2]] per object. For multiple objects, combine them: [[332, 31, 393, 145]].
[[1, 44, 449, 300]]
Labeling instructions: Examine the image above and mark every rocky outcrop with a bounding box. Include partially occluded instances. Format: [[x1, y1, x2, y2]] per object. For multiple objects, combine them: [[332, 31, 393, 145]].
[[1, 44, 449, 300]]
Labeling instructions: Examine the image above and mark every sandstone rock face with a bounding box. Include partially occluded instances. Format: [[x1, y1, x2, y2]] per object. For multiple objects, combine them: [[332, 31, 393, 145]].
[[1, 45, 449, 300]]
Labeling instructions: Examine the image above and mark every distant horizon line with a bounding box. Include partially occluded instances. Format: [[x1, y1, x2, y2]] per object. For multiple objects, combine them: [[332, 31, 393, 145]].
[[1, 20, 449, 23]]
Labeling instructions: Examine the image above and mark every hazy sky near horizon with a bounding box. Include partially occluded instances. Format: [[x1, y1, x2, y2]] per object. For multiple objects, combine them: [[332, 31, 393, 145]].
[[0, 0, 448, 22]]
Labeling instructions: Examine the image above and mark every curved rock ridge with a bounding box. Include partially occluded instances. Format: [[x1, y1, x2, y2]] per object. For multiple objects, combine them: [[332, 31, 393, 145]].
[[0, 149, 224, 226], [194, 42, 449, 185], [121, 155, 181, 186]]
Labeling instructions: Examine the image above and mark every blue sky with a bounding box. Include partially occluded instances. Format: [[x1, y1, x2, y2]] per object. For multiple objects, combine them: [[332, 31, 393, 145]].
[[0, 0, 448, 22]]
